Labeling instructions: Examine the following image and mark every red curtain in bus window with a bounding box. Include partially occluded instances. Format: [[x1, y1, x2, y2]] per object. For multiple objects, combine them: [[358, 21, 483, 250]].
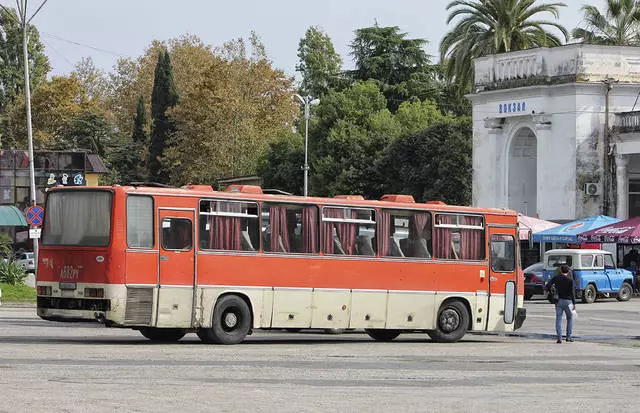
[[270, 206, 290, 253], [322, 208, 340, 254], [460, 215, 483, 260], [434, 214, 454, 259], [411, 213, 430, 239], [210, 202, 242, 250], [378, 211, 390, 256], [302, 206, 318, 253], [336, 211, 357, 255]]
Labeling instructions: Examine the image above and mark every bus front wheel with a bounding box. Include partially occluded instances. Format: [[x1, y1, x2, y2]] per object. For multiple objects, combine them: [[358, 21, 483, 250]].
[[428, 300, 469, 343], [198, 295, 252, 345], [139, 327, 186, 342]]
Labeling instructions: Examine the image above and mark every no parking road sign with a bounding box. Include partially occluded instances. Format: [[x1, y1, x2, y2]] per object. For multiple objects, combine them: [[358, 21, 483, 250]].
[[26, 205, 44, 226]]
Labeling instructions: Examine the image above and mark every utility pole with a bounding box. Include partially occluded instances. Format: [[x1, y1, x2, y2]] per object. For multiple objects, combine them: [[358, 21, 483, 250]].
[[602, 77, 618, 217], [15, 0, 48, 266]]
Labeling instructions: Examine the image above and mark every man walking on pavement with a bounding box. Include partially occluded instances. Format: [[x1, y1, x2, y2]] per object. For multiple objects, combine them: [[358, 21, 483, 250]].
[[546, 264, 576, 343]]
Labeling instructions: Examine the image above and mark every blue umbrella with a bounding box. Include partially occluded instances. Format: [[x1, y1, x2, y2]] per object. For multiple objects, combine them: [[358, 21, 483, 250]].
[[531, 215, 621, 243]]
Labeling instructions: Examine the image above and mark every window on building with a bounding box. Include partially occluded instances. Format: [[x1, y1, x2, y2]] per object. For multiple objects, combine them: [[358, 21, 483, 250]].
[[199, 200, 259, 251], [127, 196, 154, 248], [433, 214, 485, 260], [262, 203, 318, 254], [379, 209, 432, 259], [322, 207, 376, 256], [629, 179, 640, 218]]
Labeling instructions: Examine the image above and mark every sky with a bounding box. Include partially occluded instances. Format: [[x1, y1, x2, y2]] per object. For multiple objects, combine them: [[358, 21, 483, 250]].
[[20, 0, 590, 79]]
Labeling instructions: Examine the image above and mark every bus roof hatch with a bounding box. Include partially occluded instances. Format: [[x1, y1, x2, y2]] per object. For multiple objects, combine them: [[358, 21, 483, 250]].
[[225, 185, 264, 194], [182, 185, 214, 192], [333, 194, 365, 200], [380, 194, 415, 203]]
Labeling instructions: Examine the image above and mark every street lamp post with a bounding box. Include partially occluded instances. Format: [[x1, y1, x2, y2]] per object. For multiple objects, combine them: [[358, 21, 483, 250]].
[[9, 0, 49, 264], [293, 94, 319, 197]]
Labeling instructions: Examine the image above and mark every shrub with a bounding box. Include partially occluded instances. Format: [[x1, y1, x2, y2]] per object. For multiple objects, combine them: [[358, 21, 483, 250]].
[[0, 260, 27, 285]]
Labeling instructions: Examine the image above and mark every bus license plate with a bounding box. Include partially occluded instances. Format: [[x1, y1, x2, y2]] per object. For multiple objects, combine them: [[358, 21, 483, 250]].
[[59, 282, 77, 290]]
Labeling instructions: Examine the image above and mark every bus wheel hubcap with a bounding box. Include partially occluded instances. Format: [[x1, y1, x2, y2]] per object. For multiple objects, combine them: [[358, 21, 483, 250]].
[[224, 312, 238, 329], [440, 309, 460, 333]]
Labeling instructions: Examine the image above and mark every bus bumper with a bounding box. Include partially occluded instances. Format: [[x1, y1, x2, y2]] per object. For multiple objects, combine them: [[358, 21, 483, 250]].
[[514, 308, 526, 330]]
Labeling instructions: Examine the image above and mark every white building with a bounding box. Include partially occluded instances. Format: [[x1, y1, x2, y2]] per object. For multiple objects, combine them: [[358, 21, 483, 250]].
[[469, 44, 640, 221]]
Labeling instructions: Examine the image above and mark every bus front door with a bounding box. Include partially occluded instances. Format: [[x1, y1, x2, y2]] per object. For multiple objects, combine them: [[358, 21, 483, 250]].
[[486, 230, 518, 331], [156, 209, 195, 328]]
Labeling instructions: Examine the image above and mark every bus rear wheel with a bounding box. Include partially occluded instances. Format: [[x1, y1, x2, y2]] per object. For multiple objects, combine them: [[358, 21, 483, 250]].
[[365, 329, 401, 341], [198, 295, 252, 345], [139, 327, 186, 342], [428, 300, 469, 343]]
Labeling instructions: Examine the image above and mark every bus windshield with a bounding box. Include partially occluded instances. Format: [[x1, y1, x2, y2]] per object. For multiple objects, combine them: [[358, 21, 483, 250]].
[[42, 190, 112, 246]]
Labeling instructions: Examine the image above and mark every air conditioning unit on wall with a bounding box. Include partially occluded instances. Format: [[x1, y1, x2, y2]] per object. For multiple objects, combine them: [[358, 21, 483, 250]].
[[584, 183, 601, 196]]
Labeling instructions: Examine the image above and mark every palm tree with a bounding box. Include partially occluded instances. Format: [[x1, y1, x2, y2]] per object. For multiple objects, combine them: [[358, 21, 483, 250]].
[[572, 0, 640, 45], [440, 0, 568, 92]]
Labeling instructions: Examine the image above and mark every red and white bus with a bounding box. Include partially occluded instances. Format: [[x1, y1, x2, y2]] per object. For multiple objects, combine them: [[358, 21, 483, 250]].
[[36, 184, 526, 344]]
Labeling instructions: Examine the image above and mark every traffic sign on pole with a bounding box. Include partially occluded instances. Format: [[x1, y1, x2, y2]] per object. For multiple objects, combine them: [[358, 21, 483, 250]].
[[26, 205, 44, 226]]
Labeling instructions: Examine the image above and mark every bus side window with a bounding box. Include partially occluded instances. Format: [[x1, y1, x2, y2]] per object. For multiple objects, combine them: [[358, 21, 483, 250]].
[[433, 214, 484, 261], [262, 203, 319, 254], [199, 200, 259, 252], [323, 207, 375, 256], [127, 195, 154, 248]]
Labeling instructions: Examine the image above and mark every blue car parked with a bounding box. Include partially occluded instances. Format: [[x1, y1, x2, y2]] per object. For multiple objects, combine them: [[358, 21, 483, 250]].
[[543, 249, 634, 304]]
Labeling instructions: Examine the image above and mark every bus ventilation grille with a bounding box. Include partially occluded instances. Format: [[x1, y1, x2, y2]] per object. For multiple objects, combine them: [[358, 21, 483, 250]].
[[124, 287, 153, 325]]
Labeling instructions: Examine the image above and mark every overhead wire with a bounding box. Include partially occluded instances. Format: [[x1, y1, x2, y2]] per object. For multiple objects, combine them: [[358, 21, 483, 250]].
[[40, 31, 125, 57], [41, 38, 75, 69]]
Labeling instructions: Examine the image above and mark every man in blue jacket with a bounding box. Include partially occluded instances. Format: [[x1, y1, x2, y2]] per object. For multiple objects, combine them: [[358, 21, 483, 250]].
[[546, 264, 576, 343]]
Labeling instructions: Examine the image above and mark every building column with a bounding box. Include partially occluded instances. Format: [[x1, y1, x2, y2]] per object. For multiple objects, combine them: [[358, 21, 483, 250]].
[[616, 154, 629, 219]]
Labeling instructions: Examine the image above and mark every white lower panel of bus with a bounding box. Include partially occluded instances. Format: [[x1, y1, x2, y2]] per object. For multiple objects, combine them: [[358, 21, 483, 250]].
[[37, 282, 518, 333]]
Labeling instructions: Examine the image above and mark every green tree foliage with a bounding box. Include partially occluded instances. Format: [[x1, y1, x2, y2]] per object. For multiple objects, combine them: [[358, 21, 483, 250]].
[[104, 96, 148, 185], [148, 49, 178, 184], [72, 57, 108, 105], [378, 117, 473, 205], [572, 0, 640, 45], [296, 26, 343, 97], [166, 33, 297, 186], [58, 110, 116, 156], [350, 25, 430, 85], [440, 0, 568, 93], [257, 131, 304, 195], [106, 139, 147, 185], [304, 80, 445, 198], [6, 75, 87, 148], [349, 25, 438, 111], [132, 95, 148, 145], [0, 7, 50, 113]]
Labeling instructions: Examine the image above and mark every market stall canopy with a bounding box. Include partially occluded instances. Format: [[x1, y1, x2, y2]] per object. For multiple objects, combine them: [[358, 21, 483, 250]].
[[531, 215, 620, 243], [577, 216, 640, 244], [518, 214, 559, 240], [0, 205, 28, 226]]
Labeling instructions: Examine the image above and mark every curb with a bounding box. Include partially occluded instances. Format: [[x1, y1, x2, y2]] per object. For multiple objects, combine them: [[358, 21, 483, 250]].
[[0, 302, 36, 308]]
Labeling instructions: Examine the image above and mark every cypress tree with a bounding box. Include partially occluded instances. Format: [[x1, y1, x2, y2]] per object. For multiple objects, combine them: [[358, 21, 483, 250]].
[[132, 95, 148, 145], [148, 49, 178, 184]]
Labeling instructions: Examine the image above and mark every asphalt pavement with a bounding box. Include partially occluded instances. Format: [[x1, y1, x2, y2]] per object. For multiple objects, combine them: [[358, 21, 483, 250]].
[[0, 296, 639, 413]]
